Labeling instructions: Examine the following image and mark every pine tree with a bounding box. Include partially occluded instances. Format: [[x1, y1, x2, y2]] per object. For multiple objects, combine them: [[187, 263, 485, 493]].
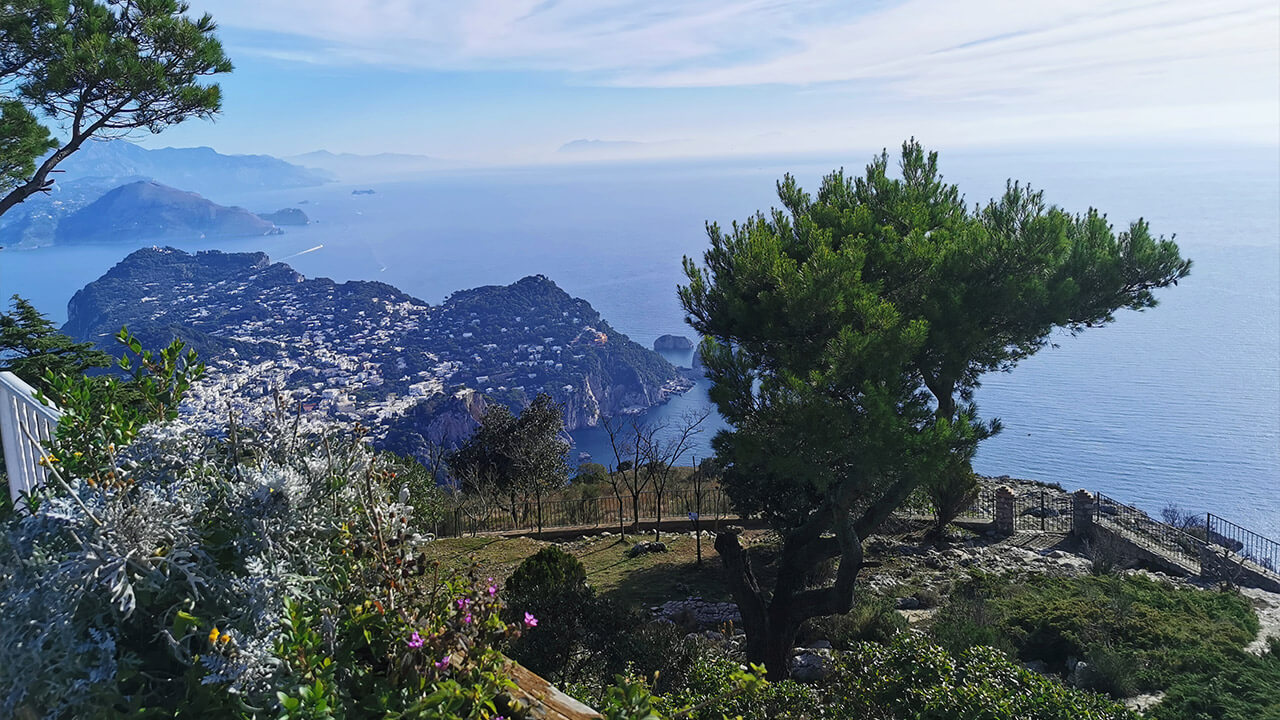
[[679, 140, 1190, 678], [0, 294, 109, 388], [1, 0, 232, 217]]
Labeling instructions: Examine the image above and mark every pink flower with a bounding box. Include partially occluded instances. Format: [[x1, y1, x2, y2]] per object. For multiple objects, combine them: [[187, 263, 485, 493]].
[[456, 597, 471, 610], [463, 613, 473, 624], [523, 612, 538, 628], [406, 632, 423, 649], [487, 584, 497, 597], [434, 654, 450, 670]]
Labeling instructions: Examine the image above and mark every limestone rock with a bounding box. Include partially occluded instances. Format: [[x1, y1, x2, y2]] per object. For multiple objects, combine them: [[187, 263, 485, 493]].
[[653, 334, 694, 351]]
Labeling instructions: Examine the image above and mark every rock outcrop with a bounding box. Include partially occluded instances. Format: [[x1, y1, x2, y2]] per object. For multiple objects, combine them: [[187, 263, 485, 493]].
[[653, 334, 694, 351]]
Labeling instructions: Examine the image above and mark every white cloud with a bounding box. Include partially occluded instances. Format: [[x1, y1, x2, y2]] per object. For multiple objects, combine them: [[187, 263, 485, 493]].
[[202, 1, 1276, 79], [194, 0, 1278, 154], [201, 0, 817, 72]]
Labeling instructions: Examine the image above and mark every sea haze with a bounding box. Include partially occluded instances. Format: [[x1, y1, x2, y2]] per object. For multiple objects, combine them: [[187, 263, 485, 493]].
[[2, 145, 1277, 533]]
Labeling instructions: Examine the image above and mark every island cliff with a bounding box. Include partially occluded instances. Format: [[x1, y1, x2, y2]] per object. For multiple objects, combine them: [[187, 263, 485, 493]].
[[64, 248, 691, 460], [55, 181, 281, 244]]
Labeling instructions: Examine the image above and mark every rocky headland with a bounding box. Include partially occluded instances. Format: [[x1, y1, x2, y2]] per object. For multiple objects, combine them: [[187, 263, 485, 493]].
[[54, 181, 282, 244], [258, 207, 309, 225]]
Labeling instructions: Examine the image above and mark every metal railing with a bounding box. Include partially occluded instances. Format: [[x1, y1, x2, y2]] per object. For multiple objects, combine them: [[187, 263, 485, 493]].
[[1095, 492, 1205, 572], [953, 487, 998, 521], [1207, 513, 1280, 577], [1014, 489, 1073, 532], [442, 487, 733, 537], [0, 371, 63, 504]]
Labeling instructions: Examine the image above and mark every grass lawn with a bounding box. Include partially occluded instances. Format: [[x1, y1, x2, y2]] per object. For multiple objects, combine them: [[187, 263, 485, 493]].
[[422, 530, 746, 607]]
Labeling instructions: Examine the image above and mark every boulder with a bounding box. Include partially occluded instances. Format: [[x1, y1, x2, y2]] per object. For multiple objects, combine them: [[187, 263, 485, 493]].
[[626, 541, 668, 558], [653, 334, 694, 351], [789, 650, 831, 682]]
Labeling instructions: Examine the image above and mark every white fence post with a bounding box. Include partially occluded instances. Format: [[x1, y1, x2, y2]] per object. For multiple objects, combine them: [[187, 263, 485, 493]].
[[0, 371, 63, 504]]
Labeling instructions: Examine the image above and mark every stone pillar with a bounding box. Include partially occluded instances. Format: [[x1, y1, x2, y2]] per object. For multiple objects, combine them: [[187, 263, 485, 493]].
[[995, 486, 1016, 535], [1071, 490, 1095, 539]]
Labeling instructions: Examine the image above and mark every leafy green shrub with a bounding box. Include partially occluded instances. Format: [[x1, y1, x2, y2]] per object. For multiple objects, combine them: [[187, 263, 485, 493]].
[[929, 573, 1259, 697], [822, 632, 1138, 719], [505, 546, 588, 605], [1080, 644, 1142, 698], [503, 547, 594, 680], [0, 402, 447, 718], [657, 648, 820, 720], [38, 328, 204, 487], [559, 603, 699, 709], [503, 547, 694, 691], [800, 593, 907, 648], [1151, 637, 1280, 720], [575, 462, 610, 485], [930, 579, 1017, 657]]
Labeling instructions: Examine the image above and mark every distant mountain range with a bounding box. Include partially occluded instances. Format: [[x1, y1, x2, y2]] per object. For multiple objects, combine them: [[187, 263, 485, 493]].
[[0, 141, 325, 248], [0, 141, 449, 248], [57, 140, 331, 195], [286, 150, 443, 181]]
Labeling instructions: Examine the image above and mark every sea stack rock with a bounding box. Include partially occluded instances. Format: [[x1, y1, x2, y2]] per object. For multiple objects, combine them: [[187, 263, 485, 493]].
[[653, 334, 694, 351]]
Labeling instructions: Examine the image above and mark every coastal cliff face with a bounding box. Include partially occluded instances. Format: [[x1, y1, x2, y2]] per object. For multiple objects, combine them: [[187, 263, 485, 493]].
[[64, 248, 689, 461]]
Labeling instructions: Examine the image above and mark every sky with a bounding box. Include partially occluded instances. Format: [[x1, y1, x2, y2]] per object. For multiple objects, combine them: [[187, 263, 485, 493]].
[[136, 0, 1280, 164]]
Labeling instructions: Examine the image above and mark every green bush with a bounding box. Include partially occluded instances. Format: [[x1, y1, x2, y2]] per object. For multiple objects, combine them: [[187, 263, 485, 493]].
[[505, 546, 588, 607], [503, 547, 694, 692], [1080, 644, 1142, 698], [930, 578, 1017, 658], [1152, 637, 1280, 720], [39, 328, 204, 488], [800, 593, 907, 649], [822, 632, 1138, 719], [929, 572, 1262, 705], [657, 647, 820, 720], [503, 547, 594, 681]]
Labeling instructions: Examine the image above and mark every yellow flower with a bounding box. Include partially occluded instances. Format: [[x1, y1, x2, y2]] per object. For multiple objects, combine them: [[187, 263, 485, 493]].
[[208, 628, 220, 644], [219, 632, 232, 645]]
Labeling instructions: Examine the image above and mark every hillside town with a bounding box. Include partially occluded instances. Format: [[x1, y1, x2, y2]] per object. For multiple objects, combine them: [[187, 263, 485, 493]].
[[65, 247, 691, 447]]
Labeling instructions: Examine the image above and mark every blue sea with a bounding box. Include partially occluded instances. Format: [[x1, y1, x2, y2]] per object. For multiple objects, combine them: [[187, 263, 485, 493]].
[[2, 145, 1277, 534]]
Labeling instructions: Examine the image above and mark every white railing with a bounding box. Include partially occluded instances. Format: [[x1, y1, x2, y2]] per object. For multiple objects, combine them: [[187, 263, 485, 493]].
[[0, 371, 63, 504]]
